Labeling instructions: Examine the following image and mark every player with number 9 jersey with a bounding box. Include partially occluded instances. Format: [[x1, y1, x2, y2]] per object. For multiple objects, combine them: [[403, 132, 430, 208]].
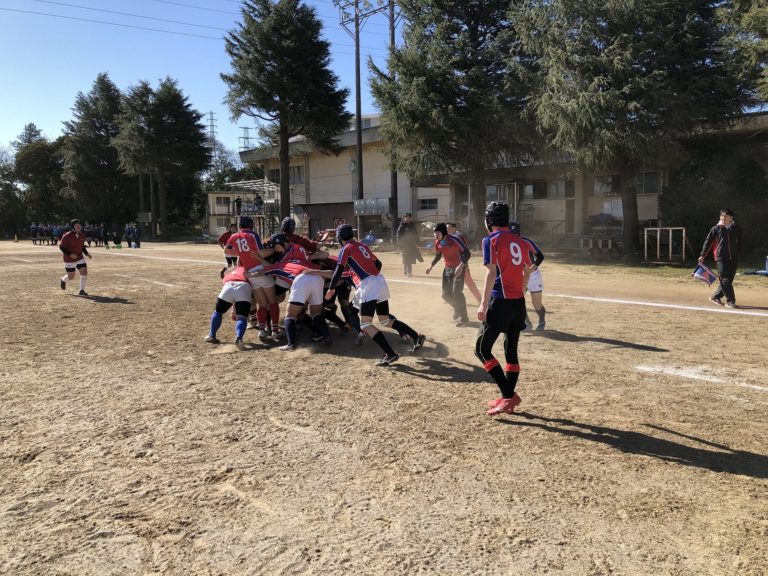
[[483, 229, 532, 299]]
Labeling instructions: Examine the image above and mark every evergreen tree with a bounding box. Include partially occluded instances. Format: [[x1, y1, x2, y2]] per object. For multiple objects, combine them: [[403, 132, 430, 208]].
[[115, 78, 209, 238], [513, 0, 754, 258], [222, 0, 351, 219], [62, 73, 135, 225], [370, 0, 535, 238], [12, 123, 45, 152], [13, 136, 67, 222], [0, 146, 25, 237]]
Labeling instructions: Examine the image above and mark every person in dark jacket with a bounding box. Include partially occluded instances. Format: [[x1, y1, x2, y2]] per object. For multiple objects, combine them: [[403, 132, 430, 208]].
[[396, 213, 420, 276], [699, 208, 742, 308]]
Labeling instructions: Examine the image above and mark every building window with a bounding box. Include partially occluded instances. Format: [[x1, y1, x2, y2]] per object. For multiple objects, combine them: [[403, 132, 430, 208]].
[[522, 180, 547, 200], [485, 185, 508, 204], [593, 175, 620, 197], [419, 198, 438, 211], [216, 217, 229, 228], [634, 171, 659, 195], [548, 179, 565, 199], [289, 165, 304, 185], [215, 196, 230, 206], [268, 168, 280, 184]]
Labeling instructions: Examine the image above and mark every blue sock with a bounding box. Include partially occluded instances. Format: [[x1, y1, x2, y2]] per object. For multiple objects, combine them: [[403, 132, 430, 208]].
[[235, 317, 247, 340], [209, 311, 222, 337], [284, 317, 297, 346]]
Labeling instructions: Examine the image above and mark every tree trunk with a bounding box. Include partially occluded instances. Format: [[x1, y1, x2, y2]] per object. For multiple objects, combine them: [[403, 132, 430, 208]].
[[149, 168, 157, 240], [619, 165, 640, 261], [158, 171, 167, 240], [279, 121, 290, 220]]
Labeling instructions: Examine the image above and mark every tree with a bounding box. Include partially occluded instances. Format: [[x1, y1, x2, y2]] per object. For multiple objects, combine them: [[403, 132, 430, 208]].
[[370, 0, 535, 238], [222, 0, 351, 219], [723, 1, 768, 100], [513, 0, 755, 258], [115, 78, 210, 238], [0, 146, 25, 238], [203, 139, 265, 191], [62, 73, 135, 226], [12, 123, 45, 152], [13, 136, 67, 222]]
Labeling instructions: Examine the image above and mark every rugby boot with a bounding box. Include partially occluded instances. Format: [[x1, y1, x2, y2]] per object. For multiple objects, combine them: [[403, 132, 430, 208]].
[[375, 353, 399, 367], [411, 334, 426, 354], [487, 393, 522, 416], [204, 335, 220, 344]]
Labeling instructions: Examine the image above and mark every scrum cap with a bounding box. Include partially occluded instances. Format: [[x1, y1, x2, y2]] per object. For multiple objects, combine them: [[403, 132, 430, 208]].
[[336, 223, 354, 242], [509, 221, 521, 235], [239, 215, 254, 229], [434, 222, 448, 237], [485, 202, 510, 228], [280, 217, 296, 235]]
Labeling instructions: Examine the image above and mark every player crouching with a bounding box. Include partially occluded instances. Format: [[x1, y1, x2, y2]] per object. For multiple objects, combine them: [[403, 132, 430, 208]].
[[205, 265, 252, 350]]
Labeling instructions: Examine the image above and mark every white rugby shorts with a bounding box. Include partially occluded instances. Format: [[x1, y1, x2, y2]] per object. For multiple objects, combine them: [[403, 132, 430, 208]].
[[64, 258, 86, 270], [247, 265, 275, 289], [288, 273, 324, 306], [352, 273, 390, 308], [527, 268, 543, 293], [218, 280, 252, 304]]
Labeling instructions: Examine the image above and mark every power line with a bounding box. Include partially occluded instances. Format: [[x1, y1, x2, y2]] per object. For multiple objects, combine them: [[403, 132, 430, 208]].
[[144, 0, 240, 15], [31, 0, 229, 31], [0, 7, 223, 39]]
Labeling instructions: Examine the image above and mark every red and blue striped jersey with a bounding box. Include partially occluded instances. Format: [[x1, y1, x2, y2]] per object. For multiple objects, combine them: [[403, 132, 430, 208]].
[[482, 230, 532, 299], [276, 242, 309, 263], [337, 240, 380, 280], [434, 235, 467, 268], [226, 231, 265, 270], [265, 259, 319, 288]]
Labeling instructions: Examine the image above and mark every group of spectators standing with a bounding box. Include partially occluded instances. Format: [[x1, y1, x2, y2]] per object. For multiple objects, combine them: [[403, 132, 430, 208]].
[[27, 221, 142, 248]]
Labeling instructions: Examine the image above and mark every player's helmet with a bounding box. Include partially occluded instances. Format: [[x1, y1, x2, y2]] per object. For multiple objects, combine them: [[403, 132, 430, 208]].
[[434, 223, 448, 238], [239, 215, 254, 229], [485, 202, 509, 228], [70, 218, 81, 227], [336, 223, 354, 242], [509, 221, 521, 235], [280, 217, 296, 235], [267, 234, 288, 248]]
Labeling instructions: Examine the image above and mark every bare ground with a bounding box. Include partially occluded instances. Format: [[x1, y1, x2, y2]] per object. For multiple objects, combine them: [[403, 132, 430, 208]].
[[1, 240, 767, 576]]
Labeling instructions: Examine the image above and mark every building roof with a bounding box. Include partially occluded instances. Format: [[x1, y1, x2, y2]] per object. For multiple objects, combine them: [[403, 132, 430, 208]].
[[223, 178, 280, 196]]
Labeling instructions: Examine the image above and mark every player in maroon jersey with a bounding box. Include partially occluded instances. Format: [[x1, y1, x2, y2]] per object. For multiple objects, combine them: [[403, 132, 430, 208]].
[[325, 224, 426, 366], [205, 265, 252, 350], [58, 219, 92, 296], [279, 217, 324, 255], [426, 222, 471, 326], [217, 222, 239, 278], [476, 203, 534, 416]]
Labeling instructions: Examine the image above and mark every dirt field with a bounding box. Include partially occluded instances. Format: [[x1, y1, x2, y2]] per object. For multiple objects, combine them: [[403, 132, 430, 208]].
[[1, 240, 767, 576]]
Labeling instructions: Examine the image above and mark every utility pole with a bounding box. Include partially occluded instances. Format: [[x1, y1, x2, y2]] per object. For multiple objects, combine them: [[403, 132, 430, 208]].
[[332, 0, 395, 203]]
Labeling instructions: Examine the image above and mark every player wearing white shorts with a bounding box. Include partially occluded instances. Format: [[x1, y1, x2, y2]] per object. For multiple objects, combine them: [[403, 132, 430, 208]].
[[205, 266, 253, 350], [512, 226, 545, 331]]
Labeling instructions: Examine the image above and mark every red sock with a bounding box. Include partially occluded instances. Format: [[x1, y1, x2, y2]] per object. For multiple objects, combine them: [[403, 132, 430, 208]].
[[257, 306, 268, 329], [269, 303, 280, 331]]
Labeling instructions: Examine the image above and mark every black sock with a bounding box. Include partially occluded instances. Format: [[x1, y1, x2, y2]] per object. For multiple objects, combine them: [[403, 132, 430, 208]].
[[372, 331, 396, 356], [392, 319, 418, 340]]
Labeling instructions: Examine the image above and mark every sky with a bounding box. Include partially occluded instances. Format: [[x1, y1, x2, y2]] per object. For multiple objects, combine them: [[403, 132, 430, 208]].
[[0, 0, 400, 157]]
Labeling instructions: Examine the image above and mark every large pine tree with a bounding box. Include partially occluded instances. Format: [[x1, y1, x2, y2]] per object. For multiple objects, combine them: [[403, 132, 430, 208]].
[[513, 0, 755, 258], [62, 73, 134, 226], [371, 0, 535, 238], [222, 0, 351, 219]]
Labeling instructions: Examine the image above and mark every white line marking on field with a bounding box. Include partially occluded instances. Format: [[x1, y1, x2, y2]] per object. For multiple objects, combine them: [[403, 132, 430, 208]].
[[549, 292, 768, 318], [12, 258, 35, 263], [113, 273, 176, 288], [636, 365, 768, 392], [79, 251, 768, 318]]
